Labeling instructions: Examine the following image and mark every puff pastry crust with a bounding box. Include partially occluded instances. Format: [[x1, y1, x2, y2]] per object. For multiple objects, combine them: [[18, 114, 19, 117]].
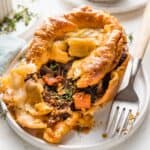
[[26, 6, 125, 68], [1, 6, 130, 144]]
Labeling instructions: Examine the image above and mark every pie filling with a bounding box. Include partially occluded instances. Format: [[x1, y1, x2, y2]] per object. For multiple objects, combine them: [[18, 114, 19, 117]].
[[24, 51, 127, 128]]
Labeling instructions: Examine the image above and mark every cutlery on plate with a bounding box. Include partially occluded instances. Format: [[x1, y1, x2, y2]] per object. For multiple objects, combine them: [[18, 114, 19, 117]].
[[105, 2, 150, 137]]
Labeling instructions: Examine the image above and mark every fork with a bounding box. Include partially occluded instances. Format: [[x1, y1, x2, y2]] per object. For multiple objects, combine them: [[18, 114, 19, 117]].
[[105, 2, 150, 137]]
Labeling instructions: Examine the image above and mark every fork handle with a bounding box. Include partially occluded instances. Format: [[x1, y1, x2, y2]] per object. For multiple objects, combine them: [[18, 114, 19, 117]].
[[132, 2, 150, 59], [130, 58, 142, 85], [130, 3, 150, 84]]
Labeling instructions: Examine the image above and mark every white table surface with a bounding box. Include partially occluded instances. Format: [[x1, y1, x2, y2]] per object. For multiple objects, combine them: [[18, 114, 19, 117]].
[[0, 0, 150, 150]]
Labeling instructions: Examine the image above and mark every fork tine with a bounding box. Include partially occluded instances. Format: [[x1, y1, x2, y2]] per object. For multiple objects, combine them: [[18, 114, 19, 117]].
[[111, 106, 123, 136], [120, 108, 138, 135], [124, 109, 137, 134], [105, 104, 118, 134], [117, 108, 129, 136]]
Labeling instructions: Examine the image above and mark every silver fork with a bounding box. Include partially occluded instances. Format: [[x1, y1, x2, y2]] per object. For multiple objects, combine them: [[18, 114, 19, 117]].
[[105, 2, 150, 137], [105, 58, 141, 137]]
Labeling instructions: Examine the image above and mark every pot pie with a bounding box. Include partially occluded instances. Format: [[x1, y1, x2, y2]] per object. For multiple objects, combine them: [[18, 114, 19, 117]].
[[0, 6, 130, 144]]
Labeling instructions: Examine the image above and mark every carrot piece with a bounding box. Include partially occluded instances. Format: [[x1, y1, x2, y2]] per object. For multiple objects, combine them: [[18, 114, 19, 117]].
[[43, 76, 63, 86], [73, 92, 91, 109]]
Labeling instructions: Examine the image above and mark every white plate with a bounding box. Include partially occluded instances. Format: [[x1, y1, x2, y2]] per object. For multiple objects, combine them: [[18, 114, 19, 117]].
[[62, 0, 148, 14], [0, 58, 150, 150]]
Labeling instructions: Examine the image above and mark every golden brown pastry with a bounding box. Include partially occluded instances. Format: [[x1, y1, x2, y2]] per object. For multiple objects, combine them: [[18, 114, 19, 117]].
[[0, 6, 130, 144]]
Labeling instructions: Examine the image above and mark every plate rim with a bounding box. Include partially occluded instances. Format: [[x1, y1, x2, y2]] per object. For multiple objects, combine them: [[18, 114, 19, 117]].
[[62, 0, 148, 14]]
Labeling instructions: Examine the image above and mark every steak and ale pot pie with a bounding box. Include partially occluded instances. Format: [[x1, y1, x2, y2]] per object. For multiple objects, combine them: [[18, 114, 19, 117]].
[[0, 6, 130, 143]]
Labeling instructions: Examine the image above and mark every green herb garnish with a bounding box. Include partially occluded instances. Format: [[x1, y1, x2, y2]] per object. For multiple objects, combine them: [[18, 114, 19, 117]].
[[128, 33, 133, 44], [60, 89, 73, 101], [49, 79, 76, 101], [0, 110, 7, 120], [50, 91, 61, 100], [51, 89, 74, 101], [60, 80, 76, 101], [0, 5, 36, 34], [49, 62, 59, 73]]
